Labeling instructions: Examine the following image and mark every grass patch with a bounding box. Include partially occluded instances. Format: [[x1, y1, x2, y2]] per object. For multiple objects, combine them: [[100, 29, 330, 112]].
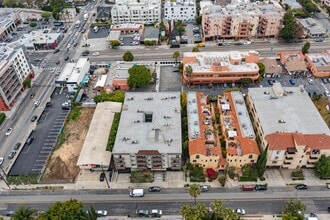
[[7, 174, 40, 185], [107, 113, 121, 151], [313, 98, 330, 127], [54, 126, 70, 151], [190, 166, 205, 182], [0, 113, 5, 125], [239, 164, 258, 182], [68, 107, 81, 121], [130, 171, 153, 183], [291, 170, 305, 180]]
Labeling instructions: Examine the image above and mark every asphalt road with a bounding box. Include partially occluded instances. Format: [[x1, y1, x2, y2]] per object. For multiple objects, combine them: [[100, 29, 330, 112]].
[[0, 190, 329, 216]]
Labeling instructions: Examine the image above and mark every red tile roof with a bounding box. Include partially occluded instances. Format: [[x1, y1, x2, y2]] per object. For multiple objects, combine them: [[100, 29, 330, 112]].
[[238, 137, 260, 155]]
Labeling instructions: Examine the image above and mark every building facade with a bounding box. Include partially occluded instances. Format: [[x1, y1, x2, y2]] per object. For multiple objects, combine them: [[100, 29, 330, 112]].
[[202, 1, 283, 40], [112, 92, 182, 172], [0, 9, 21, 42], [111, 0, 161, 24], [265, 133, 330, 169], [164, 0, 196, 22], [305, 50, 330, 77], [0, 44, 32, 111], [297, 18, 326, 39], [182, 51, 260, 85], [188, 92, 226, 170], [219, 92, 259, 168]]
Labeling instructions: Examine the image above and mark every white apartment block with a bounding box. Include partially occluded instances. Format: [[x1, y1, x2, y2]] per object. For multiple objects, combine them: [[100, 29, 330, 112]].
[[111, 0, 161, 24], [0, 9, 21, 42], [164, 0, 196, 22], [202, 0, 283, 40], [0, 44, 32, 111]]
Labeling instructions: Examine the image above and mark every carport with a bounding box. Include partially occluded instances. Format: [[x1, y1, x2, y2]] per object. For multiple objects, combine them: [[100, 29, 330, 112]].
[[77, 102, 122, 171]]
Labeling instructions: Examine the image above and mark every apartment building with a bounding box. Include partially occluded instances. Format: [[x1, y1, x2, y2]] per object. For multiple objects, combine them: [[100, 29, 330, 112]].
[[111, 0, 161, 24], [188, 92, 227, 170], [202, 1, 283, 40], [0, 44, 32, 111], [164, 0, 196, 22], [182, 51, 260, 85], [55, 58, 90, 94], [219, 91, 259, 168], [297, 18, 326, 39], [265, 132, 330, 169], [112, 92, 182, 172], [0, 9, 21, 42], [305, 50, 330, 77], [247, 83, 330, 168]]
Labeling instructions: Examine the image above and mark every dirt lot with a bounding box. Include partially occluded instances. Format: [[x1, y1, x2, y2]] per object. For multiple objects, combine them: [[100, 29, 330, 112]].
[[41, 108, 95, 183], [314, 98, 330, 127]]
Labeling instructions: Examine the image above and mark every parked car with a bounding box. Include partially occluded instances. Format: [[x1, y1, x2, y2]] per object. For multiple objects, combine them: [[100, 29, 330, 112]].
[[30, 93, 35, 99], [92, 52, 100, 56], [26, 136, 35, 145], [31, 115, 38, 122], [5, 128, 13, 136], [7, 150, 16, 160], [321, 78, 328, 84], [201, 185, 209, 192], [148, 186, 161, 192], [96, 210, 107, 216], [295, 184, 308, 190], [315, 38, 324, 42], [235, 209, 246, 215], [55, 60, 60, 65], [64, 56, 69, 61], [150, 209, 162, 217], [14, 143, 21, 150], [136, 210, 149, 217], [54, 49, 60, 53], [99, 172, 105, 181], [255, 184, 268, 191], [289, 79, 296, 85], [0, 157, 4, 165], [34, 100, 41, 107]]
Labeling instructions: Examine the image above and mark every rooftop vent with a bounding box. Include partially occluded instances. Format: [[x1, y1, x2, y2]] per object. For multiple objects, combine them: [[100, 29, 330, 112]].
[[131, 140, 139, 144], [278, 120, 286, 123], [145, 97, 153, 101]]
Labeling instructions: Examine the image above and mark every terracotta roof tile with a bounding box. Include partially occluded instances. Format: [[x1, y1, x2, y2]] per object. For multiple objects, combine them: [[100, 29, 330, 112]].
[[238, 137, 260, 155], [189, 138, 206, 155]]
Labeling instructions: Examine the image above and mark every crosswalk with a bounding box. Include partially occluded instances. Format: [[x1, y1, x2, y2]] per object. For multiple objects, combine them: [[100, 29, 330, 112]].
[[43, 66, 63, 72]]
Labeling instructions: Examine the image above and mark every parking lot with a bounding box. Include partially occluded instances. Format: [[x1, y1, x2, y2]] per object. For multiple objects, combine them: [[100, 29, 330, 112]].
[[159, 65, 182, 92], [87, 27, 110, 39], [9, 88, 69, 176]]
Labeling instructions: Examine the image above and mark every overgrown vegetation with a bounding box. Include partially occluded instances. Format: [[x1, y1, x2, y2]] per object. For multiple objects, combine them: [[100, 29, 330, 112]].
[[239, 164, 258, 182], [107, 113, 121, 151], [190, 166, 205, 182], [0, 113, 6, 125], [291, 169, 305, 180], [93, 91, 125, 103], [313, 98, 330, 127], [68, 107, 81, 121], [181, 93, 189, 160], [130, 171, 153, 183], [315, 155, 330, 179], [7, 174, 40, 185]]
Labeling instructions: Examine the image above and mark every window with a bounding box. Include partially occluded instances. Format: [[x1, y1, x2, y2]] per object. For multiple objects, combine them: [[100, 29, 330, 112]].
[[193, 160, 196, 162], [144, 112, 153, 122], [249, 154, 253, 159], [196, 155, 200, 159], [276, 151, 281, 155]]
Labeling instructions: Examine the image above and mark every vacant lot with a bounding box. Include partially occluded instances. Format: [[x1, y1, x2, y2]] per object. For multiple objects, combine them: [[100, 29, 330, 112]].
[[314, 98, 330, 127]]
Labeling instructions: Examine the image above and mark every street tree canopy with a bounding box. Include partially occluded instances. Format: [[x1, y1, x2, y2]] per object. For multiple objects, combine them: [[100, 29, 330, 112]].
[[123, 51, 134, 61], [41, 12, 52, 21], [11, 206, 36, 220], [43, 199, 85, 220], [301, 42, 310, 54], [280, 10, 296, 41], [315, 155, 330, 179], [192, 47, 200, 52], [173, 51, 180, 62], [128, 65, 153, 89], [188, 183, 201, 204], [283, 199, 306, 220], [111, 40, 120, 48]]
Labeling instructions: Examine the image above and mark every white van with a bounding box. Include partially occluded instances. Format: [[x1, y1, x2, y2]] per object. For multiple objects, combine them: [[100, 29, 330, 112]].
[[129, 189, 144, 197]]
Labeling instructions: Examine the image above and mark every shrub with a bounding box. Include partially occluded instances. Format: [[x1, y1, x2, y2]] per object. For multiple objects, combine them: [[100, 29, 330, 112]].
[[0, 113, 6, 125], [107, 113, 121, 151], [218, 176, 226, 187], [228, 166, 235, 179]]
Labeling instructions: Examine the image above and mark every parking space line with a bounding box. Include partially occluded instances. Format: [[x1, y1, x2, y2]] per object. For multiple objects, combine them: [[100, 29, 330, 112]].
[[48, 134, 58, 137], [44, 143, 53, 146], [36, 159, 46, 163], [33, 164, 45, 167], [42, 147, 53, 150], [40, 151, 51, 154], [31, 168, 42, 172], [49, 131, 59, 134], [54, 121, 63, 124]]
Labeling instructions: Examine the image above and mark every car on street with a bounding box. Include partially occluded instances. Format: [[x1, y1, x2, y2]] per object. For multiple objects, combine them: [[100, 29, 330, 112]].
[[150, 209, 162, 217], [322, 78, 328, 84], [324, 90, 330, 97], [294, 39, 303, 43], [235, 209, 246, 215], [26, 136, 35, 145], [54, 49, 60, 53], [136, 210, 149, 217], [99, 172, 105, 181], [30, 93, 35, 99], [201, 185, 209, 192], [14, 143, 21, 150], [0, 158, 4, 165], [92, 52, 100, 56], [148, 186, 161, 192], [5, 128, 13, 136], [34, 100, 41, 107], [64, 56, 69, 61], [255, 184, 268, 191], [96, 210, 107, 216], [7, 150, 16, 160], [56, 60, 60, 65], [315, 38, 324, 42], [31, 115, 38, 122], [295, 184, 308, 190]]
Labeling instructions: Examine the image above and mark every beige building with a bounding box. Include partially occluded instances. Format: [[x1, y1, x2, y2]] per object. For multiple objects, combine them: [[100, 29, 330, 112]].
[[187, 92, 226, 170], [219, 91, 259, 168], [202, 1, 283, 40]]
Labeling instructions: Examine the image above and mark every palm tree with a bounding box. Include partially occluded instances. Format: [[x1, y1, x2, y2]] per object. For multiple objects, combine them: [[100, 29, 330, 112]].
[[85, 206, 98, 220], [188, 183, 201, 204], [11, 206, 36, 220], [192, 47, 200, 52], [172, 51, 180, 62]]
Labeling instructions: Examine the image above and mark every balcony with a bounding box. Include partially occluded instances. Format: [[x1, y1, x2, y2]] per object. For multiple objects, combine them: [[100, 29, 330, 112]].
[[285, 157, 293, 160]]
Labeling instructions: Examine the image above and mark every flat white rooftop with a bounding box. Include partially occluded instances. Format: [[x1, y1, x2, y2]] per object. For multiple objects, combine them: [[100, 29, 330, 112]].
[[113, 92, 182, 154], [248, 83, 330, 135]]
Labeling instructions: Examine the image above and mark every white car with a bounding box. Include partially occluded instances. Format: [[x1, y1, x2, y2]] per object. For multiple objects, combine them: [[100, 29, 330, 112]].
[[96, 210, 107, 216], [92, 52, 100, 56], [68, 31, 72, 35], [235, 209, 246, 215], [150, 209, 162, 217], [5, 128, 13, 136], [0, 157, 4, 165]]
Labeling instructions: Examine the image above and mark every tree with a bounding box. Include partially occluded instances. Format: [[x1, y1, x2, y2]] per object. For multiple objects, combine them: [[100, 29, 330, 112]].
[[111, 40, 120, 48], [180, 204, 208, 220], [43, 199, 85, 220], [315, 155, 330, 179], [188, 183, 201, 204], [85, 206, 98, 220], [240, 78, 252, 86], [282, 199, 306, 220], [196, 16, 202, 25], [192, 47, 200, 52], [23, 77, 32, 88], [41, 12, 52, 22], [127, 65, 153, 89], [173, 51, 180, 62], [11, 206, 36, 220], [257, 63, 265, 77], [301, 41, 310, 54], [280, 10, 296, 41], [185, 65, 193, 76], [177, 25, 185, 34], [29, 22, 37, 27], [256, 146, 268, 178], [123, 51, 134, 61]]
